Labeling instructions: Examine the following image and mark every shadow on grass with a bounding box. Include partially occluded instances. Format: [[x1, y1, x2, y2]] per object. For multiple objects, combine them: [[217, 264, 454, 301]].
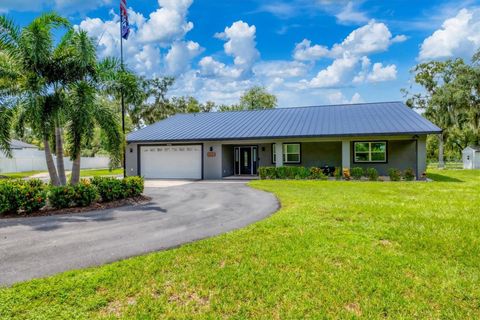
[[427, 173, 464, 182]]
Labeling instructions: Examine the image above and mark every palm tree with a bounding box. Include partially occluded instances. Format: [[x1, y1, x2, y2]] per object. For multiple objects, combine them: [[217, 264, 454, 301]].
[[0, 13, 70, 185], [61, 30, 123, 184]]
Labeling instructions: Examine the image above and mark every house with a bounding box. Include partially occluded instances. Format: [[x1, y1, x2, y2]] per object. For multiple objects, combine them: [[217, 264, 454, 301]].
[[462, 146, 480, 169], [126, 101, 442, 180], [0, 139, 42, 158]]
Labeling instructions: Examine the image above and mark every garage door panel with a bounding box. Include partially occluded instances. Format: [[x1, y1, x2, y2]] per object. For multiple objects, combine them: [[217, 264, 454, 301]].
[[140, 145, 202, 179]]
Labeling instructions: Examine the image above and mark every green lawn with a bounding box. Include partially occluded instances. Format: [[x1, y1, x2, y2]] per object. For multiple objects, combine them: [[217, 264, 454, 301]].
[[1, 170, 479, 319], [0, 170, 44, 179], [79, 168, 123, 178]]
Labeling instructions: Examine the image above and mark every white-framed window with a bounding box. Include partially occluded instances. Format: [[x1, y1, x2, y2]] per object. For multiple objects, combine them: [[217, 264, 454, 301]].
[[272, 143, 301, 164], [354, 141, 387, 163]]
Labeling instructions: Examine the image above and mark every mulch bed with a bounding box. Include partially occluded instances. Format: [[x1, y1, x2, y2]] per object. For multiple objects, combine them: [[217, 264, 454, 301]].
[[0, 195, 152, 219]]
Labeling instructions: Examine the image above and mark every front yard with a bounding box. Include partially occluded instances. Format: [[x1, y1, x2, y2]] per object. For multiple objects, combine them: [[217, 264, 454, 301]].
[[1, 170, 479, 319]]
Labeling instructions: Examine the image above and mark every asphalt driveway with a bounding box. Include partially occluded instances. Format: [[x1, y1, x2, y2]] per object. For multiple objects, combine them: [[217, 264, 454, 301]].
[[0, 181, 278, 286]]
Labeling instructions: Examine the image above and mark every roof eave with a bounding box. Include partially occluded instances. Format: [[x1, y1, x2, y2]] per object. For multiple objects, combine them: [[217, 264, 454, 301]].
[[127, 130, 442, 143]]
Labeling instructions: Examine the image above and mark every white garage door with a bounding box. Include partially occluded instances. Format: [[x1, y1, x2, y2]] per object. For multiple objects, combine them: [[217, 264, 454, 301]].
[[140, 145, 202, 179]]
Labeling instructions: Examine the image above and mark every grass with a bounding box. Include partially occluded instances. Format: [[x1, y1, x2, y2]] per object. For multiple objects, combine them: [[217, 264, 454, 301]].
[[0, 170, 479, 319], [0, 170, 44, 179], [79, 168, 123, 178]]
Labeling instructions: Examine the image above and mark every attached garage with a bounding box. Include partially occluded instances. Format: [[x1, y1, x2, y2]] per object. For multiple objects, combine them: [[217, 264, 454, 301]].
[[139, 145, 202, 179]]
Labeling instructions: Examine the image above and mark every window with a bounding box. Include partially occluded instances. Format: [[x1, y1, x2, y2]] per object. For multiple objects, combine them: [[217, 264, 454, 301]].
[[354, 141, 387, 163], [272, 143, 301, 164]]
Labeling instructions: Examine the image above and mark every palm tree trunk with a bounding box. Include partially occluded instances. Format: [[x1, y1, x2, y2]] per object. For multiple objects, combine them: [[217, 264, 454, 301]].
[[44, 138, 60, 186], [55, 127, 67, 185], [438, 133, 445, 169], [70, 150, 81, 185]]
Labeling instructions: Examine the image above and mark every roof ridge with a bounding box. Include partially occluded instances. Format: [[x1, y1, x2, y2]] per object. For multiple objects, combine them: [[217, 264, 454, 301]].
[[172, 101, 405, 115]]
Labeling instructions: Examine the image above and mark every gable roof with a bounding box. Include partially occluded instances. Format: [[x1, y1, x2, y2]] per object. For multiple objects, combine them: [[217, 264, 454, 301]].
[[10, 139, 38, 149], [127, 101, 442, 142], [464, 146, 480, 152]]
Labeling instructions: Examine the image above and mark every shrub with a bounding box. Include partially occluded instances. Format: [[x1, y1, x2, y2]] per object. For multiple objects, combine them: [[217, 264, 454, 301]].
[[275, 166, 288, 179], [366, 168, 379, 181], [351, 167, 364, 180], [388, 168, 401, 181], [0, 179, 47, 214], [310, 167, 327, 180], [264, 167, 276, 179], [122, 176, 144, 197], [48, 185, 76, 209], [343, 168, 351, 180], [403, 168, 415, 181], [0, 180, 21, 214], [91, 177, 124, 202], [258, 167, 268, 179], [334, 167, 342, 180], [17, 179, 47, 213], [73, 179, 99, 207]]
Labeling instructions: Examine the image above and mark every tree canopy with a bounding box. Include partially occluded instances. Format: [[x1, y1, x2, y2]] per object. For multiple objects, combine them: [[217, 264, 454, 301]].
[[404, 50, 480, 163]]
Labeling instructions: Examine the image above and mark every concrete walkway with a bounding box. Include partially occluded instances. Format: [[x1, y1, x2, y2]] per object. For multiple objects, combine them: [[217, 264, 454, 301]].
[[0, 181, 278, 286]]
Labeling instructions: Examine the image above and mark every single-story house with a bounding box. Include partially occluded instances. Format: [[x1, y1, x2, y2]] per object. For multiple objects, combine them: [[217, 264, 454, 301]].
[[126, 101, 442, 180], [0, 139, 42, 158], [462, 146, 480, 169]]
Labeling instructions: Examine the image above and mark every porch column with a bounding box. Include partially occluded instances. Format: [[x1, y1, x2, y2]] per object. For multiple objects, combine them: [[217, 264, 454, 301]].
[[275, 142, 283, 167], [417, 135, 427, 179], [342, 140, 350, 169]]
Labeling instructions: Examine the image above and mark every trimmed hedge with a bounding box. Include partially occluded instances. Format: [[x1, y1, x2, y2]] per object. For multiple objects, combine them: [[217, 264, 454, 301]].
[[91, 176, 144, 202], [122, 176, 144, 198], [259, 166, 416, 181], [0, 179, 46, 214], [49, 180, 99, 209], [259, 166, 327, 180], [0, 176, 144, 216]]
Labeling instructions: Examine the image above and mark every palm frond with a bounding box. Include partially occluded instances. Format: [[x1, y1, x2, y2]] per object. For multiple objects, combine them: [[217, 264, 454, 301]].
[[0, 15, 20, 51]]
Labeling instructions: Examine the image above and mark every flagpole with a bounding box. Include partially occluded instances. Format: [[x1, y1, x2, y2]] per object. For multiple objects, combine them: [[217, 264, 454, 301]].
[[120, 3, 126, 178]]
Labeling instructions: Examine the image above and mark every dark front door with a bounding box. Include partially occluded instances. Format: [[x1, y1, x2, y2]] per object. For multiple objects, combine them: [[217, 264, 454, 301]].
[[240, 147, 252, 174]]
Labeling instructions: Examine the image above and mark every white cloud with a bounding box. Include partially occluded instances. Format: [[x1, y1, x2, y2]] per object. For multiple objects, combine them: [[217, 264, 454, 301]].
[[136, 0, 193, 44], [215, 21, 260, 74], [352, 58, 397, 83], [419, 8, 480, 60], [78, 1, 197, 77], [165, 41, 203, 76], [253, 61, 308, 78], [366, 63, 397, 82], [293, 39, 329, 61], [298, 20, 403, 88], [330, 20, 406, 57], [305, 54, 360, 88], [198, 57, 243, 78], [335, 1, 368, 25], [327, 91, 363, 104]]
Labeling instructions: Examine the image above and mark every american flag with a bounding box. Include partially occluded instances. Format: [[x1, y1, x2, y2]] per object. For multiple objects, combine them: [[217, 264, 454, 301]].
[[120, 0, 130, 40]]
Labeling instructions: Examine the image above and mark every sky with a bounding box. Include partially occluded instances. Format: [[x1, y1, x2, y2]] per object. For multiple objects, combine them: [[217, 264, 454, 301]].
[[2, 0, 480, 107]]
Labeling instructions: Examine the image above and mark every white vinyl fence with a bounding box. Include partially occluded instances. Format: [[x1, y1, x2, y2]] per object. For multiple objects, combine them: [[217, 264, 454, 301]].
[[0, 149, 110, 173]]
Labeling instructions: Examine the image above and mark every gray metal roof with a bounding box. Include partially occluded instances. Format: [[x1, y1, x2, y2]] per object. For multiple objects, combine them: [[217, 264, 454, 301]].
[[127, 101, 442, 142], [10, 139, 38, 149]]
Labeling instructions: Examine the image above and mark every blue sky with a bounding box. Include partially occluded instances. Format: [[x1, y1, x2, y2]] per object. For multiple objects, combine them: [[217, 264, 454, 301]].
[[2, 0, 480, 107]]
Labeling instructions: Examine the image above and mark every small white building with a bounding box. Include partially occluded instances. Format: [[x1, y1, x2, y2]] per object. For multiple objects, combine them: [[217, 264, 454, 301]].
[[462, 146, 480, 169]]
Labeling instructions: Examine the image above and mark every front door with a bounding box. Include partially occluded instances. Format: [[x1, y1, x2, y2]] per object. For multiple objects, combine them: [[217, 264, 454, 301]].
[[241, 147, 252, 174], [234, 146, 258, 175]]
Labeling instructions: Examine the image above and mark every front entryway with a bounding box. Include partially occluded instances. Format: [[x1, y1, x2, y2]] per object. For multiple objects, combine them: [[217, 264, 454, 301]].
[[234, 146, 258, 175]]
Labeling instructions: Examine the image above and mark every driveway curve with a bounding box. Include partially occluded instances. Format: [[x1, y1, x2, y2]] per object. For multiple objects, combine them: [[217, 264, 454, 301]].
[[0, 181, 278, 286]]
